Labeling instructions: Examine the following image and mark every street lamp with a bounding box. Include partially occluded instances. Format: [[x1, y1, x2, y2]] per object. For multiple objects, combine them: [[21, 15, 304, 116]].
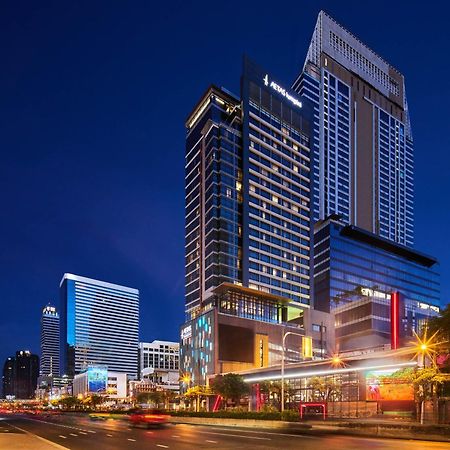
[[281, 331, 304, 412], [413, 328, 440, 424], [181, 374, 191, 385]]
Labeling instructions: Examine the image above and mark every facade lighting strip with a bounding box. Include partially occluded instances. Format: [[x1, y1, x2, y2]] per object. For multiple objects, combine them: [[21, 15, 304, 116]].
[[243, 361, 417, 383]]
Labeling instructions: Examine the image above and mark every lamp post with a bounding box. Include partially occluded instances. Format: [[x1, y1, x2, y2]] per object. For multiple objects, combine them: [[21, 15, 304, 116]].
[[419, 343, 427, 424], [281, 331, 304, 412]]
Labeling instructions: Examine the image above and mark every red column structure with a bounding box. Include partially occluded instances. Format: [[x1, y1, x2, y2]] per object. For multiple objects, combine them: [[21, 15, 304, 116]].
[[391, 291, 400, 350], [212, 395, 222, 412]]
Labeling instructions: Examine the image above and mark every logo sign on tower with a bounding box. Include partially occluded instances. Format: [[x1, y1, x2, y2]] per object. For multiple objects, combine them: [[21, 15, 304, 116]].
[[263, 74, 303, 109]]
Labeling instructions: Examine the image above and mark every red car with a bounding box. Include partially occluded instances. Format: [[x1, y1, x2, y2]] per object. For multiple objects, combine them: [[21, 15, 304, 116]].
[[129, 409, 169, 428]]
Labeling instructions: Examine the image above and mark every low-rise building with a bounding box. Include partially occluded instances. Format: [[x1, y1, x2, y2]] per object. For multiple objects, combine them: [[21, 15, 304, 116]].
[[72, 366, 127, 399], [138, 341, 179, 392], [180, 283, 335, 386]]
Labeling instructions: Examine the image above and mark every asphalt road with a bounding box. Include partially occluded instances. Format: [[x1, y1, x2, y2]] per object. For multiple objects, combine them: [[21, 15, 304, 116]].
[[1, 413, 449, 450]]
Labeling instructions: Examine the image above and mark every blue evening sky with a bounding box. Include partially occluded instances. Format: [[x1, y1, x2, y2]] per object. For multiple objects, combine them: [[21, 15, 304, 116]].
[[0, 1, 448, 367]]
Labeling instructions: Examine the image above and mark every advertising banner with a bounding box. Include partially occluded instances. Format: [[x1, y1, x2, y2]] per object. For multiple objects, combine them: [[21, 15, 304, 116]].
[[87, 366, 107, 393], [365, 368, 413, 401]]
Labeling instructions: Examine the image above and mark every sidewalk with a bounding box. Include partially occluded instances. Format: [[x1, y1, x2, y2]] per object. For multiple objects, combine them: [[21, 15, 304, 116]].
[[0, 421, 68, 450], [171, 416, 450, 442], [306, 417, 450, 442]]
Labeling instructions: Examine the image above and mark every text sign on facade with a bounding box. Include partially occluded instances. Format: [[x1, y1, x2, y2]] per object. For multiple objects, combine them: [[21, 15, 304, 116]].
[[263, 74, 303, 109]]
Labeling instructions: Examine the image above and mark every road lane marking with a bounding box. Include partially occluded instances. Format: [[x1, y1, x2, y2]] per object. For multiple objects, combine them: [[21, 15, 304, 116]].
[[128, 438, 136, 441], [22, 416, 91, 433], [156, 445, 169, 448], [172, 435, 180, 438], [196, 430, 270, 441], [79, 431, 87, 434], [70, 433, 78, 436], [59, 435, 67, 439], [206, 440, 218, 443], [6, 423, 70, 450], [107, 434, 113, 437], [88, 430, 96, 433], [198, 425, 315, 439]]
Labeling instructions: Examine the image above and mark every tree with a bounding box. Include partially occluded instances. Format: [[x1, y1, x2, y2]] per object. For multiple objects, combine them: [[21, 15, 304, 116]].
[[427, 304, 450, 351], [309, 377, 340, 402], [147, 391, 164, 407], [59, 396, 81, 410], [87, 394, 105, 409], [184, 385, 212, 412], [403, 366, 447, 423], [259, 380, 294, 410], [210, 373, 249, 407]]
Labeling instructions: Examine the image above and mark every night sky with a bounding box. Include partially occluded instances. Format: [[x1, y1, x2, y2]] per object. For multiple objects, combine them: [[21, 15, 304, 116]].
[[1, 1, 449, 368]]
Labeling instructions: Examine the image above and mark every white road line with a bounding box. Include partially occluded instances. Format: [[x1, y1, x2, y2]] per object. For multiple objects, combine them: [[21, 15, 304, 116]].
[[128, 438, 136, 441], [88, 430, 96, 433], [22, 417, 90, 433], [199, 425, 315, 439], [70, 433, 78, 436], [206, 440, 218, 443], [172, 435, 180, 438], [79, 431, 87, 434], [107, 434, 113, 437], [156, 445, 169, 448], [5, 422, 70, 450], [197, 430, 270, 441], [59, 435, 67, 439]]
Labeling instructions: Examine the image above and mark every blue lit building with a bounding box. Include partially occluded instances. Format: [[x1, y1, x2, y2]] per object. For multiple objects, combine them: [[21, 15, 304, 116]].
[[314, 216, 440, 352], [292, 11, 414, 247], [60, 273, 139, 378]]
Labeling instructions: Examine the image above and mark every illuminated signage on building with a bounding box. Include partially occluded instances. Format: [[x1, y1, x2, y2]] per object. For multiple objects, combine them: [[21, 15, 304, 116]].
[[360, 288, 390, 300], [302, 336, 313, 358], [418, 302, 439, 313], [181, 325, 192, 340], [263, 74, 302, 108], [87, 366, 107, 393]]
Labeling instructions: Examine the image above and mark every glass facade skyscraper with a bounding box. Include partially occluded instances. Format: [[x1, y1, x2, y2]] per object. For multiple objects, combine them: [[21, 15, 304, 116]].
[[293, 11, 414, 246], [60, 274, 139, 377], [40, 305, 60, 376], [185, 57, 313, 318], [182, 58, 316, 385], [185, 87, 242, 315], [242, 60, 313, 304], [314, 216, 440, 351]]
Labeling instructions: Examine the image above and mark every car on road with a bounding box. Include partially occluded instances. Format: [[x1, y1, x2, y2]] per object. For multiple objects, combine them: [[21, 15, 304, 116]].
[[128, 408, 169, 428]]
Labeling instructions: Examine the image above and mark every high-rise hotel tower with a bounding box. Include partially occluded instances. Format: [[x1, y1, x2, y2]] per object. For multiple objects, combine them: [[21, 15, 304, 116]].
[[60, 274, 139, 378], [181, 58, 328, 385], [185, 57, 314, 317], [293, 11, 414, 246]]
